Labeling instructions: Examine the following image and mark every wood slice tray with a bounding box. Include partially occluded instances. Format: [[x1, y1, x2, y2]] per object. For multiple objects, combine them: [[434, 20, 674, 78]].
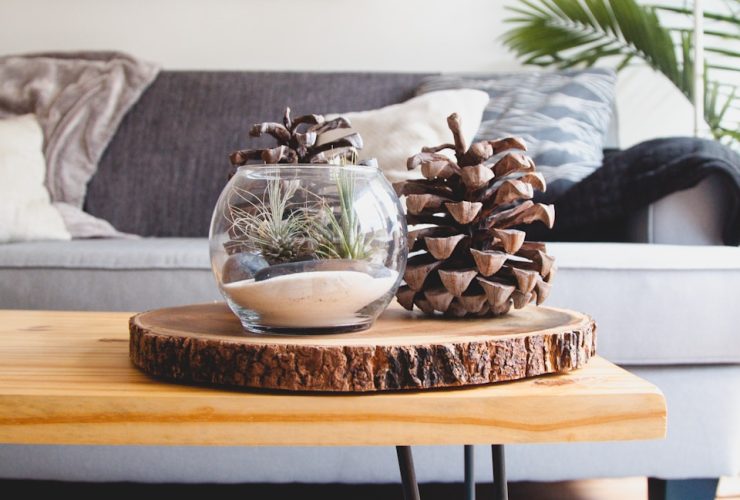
[[129, 303, 596, 392]]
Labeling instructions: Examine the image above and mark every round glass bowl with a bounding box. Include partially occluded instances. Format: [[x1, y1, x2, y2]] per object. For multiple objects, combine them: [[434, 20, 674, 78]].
[[209, 165, 407, 334]]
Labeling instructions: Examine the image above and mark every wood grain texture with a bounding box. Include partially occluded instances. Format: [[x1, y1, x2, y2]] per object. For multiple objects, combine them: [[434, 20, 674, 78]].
[[0, 308, 664, 446], [129, 303, 597, 392]]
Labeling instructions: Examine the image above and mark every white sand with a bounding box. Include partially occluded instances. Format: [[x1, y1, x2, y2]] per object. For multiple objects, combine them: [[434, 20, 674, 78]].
[[223, 270, 398, 327]]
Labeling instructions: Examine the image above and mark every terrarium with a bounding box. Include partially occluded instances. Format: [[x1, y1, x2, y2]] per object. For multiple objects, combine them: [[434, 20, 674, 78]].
[[210, 164, 406, 334]]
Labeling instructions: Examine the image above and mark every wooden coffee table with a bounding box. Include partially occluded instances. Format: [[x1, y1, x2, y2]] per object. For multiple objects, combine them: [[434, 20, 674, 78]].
[[0, 308, 666, 500]]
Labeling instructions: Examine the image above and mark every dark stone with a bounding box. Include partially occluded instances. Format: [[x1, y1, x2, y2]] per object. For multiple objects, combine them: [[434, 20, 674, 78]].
[[222, 253, 269, 283]]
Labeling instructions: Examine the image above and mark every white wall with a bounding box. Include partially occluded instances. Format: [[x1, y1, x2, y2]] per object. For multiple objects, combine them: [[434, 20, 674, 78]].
[[0, 0, 521, 72], [0, 0, 701, 145]]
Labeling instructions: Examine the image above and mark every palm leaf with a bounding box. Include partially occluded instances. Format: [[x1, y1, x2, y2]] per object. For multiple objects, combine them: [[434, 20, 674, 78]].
[[709, 63, 740, 72], [503, 0, 740, 146], [705, 47, 740, 58], [651, 5, 739, 24], [669, 28, 740, 42], [680, 31, 694, 100]]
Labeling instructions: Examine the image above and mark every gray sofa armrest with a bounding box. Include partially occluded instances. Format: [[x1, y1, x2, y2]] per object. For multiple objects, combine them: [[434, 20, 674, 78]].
[[628, 174, 732, 245]]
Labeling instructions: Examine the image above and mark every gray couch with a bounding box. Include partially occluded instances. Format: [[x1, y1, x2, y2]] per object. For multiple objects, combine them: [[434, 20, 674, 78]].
[[1, 72, 739, 492]]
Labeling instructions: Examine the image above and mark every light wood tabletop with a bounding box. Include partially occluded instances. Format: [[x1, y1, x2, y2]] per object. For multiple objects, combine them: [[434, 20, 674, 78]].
[[0, 308, 666, 447]]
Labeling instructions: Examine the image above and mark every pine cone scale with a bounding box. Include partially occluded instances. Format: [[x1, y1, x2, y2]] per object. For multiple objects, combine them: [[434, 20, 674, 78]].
[[438, 268, 478, 296], [424, 234, 467, 260]]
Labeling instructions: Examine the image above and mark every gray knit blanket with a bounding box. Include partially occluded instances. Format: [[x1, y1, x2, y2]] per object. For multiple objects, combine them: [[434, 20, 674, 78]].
[[0, 52, 159, 238]]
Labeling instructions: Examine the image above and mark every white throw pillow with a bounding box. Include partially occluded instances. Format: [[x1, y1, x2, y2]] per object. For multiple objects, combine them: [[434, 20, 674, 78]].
[[325, 89, 490, 183], [0, 114, 70, 243]]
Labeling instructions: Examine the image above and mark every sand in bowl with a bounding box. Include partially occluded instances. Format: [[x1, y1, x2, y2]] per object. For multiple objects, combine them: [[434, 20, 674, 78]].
[[223, 266, 398, 329]]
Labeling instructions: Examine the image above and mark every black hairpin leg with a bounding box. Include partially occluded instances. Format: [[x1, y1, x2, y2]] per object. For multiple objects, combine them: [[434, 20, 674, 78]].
[[396, 446, 421, 500], [464, 444, 476, 500], [492, 444, 508, 500]]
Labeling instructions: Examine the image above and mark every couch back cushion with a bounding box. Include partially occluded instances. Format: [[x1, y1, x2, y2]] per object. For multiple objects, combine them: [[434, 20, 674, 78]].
[[85, 71, 431, 237]]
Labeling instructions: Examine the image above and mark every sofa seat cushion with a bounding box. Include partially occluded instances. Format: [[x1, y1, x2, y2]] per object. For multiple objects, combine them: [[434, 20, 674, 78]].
[[1, 239, 738, 365], [417, 69, 617, 202], [0, 238, 220, 312], [547, 242, 740, 365], [0, 237, 210, 269]]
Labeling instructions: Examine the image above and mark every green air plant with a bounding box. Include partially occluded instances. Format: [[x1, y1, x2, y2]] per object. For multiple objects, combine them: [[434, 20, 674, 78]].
[[226, 172, 374, 265], [502, 0, 740, 146], [313, 170, 374, 260], [227, 179, 318, 265]]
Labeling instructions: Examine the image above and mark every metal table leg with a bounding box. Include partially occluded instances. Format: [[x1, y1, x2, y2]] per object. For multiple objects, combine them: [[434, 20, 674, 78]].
[[464, 444, 476, 500], [396, 446, 421, 500], [491, 444, 508, 500]]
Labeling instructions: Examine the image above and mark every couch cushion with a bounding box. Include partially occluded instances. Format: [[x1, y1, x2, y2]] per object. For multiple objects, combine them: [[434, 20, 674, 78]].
[[0, 238, 220, 311], [416, 69, 617, 202], [0, 114, 70, 243], [85, 71, 432, 238], [0, 238, 209, 269], [323, 89, 489, 183], [547, 242, 740, 365], [1, 239, 738, 365]]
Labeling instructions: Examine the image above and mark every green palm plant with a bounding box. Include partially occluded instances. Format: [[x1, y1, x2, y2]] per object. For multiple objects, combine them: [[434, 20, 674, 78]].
[[502, 0, 740, 146]]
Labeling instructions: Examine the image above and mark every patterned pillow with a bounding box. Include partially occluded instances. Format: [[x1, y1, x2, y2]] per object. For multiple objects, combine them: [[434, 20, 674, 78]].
[[417, 69, 616, 201]]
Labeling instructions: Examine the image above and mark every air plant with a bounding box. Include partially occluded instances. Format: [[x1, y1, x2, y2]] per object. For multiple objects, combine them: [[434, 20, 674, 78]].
[[226, 179, 318, 265], [226, 171, 377, 265], [313, 170, 375, 260]]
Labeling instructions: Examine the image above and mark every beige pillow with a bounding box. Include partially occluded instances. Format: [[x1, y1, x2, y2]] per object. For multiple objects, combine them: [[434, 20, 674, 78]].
[[325, 89, 490, 183], [0, 114, 70, 243]]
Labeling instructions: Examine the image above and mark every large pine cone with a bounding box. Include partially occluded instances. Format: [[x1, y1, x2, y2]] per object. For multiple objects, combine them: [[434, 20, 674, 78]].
[[395, 113, 556, 317], [229, 107, 363, 167]]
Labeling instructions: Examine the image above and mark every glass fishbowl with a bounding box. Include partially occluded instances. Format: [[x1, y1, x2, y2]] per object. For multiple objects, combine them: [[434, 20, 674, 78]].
[[209, 165, 407, 334]]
